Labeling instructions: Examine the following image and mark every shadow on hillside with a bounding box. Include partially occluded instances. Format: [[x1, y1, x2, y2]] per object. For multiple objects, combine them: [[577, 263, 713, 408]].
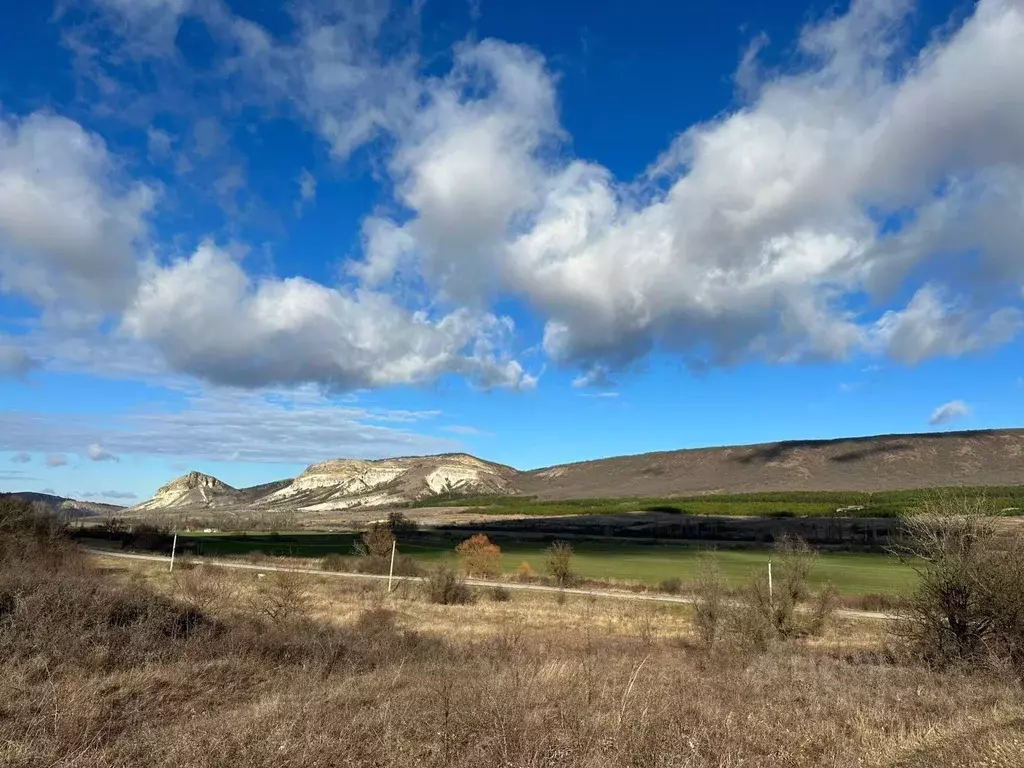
[[830, 442, 912, 463], [732, 429, 1001, 465]]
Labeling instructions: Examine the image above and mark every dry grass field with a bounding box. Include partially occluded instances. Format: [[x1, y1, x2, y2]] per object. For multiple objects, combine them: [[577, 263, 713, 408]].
[[4, 505, 1024, 768]]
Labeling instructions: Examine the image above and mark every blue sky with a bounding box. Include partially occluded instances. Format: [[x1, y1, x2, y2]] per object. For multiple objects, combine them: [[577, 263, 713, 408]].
[[1, 0, 1022, 502]]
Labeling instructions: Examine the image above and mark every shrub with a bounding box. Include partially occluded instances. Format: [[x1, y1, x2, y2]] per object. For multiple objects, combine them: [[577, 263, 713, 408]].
[[488, 585, 512, 603], [424, 563, 475, 605], [0, 494, 67, 551], [658, 577, 683, 595], [247, 571, 309, 625], [455, 534, 502, 577], [357, 522, 395, 559], [174, 566, 234, 614], [726, 588, 776, 653], [351, 553, 422, 577], [692, 558, 725, 650], [807, 583, 840, 636], [748, 537, 837, 640], [513, 561, 535, 582], [545, 541, 576, 588], [893, 495, 1024, 670], [387, 511, 418, 534], [716, 537, 838, 651], [349, 522, 423, 576]]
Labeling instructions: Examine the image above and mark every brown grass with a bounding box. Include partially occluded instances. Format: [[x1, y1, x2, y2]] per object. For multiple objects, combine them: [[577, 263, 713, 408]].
[[2, 511, 1024, 767]]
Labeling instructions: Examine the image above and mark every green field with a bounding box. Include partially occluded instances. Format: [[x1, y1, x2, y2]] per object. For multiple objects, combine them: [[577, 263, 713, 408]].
[[410, 487, 1024, 518], [186, 532, 915, 595]]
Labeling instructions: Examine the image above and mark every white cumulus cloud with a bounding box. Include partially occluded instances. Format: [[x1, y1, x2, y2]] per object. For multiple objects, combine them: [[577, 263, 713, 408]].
[[121, 241, 534, 391], [0, 111, 155, 313], [20, 0, 1024, 392], [352, 0, 1024, 373]]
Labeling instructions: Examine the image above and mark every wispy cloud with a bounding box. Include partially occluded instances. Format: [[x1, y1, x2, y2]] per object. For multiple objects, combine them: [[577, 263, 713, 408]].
[[572, 367, 614, 389], [45, 453, 68, 468], [9, 451, 31, 464], [0, 388, 458, 464], [87, 443, 119, 462], [929, 400, 971, 426], [295, 169, 317, 214], [0, 469, 37, 482]]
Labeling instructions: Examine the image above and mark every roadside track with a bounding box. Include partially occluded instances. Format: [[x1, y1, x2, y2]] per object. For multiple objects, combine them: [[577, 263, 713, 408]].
[[84, 547, 895, 621]]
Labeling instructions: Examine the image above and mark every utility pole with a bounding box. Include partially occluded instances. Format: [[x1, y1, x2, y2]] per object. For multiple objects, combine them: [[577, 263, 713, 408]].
[[387, 538, 397, 593], [169, 533, 178, 573], [768, 559, 773, 610]]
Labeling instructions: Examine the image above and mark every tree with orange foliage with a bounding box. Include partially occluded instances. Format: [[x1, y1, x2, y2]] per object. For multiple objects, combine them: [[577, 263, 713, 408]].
[[455, 534, 502, 577]]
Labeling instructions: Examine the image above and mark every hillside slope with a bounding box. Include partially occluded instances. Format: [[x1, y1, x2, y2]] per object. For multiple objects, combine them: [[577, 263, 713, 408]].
[[518, 429, 1024, 498], [130, 471, 240, 512], [2, 492, 125, 517], [124, 429, 1024, 517], [256, 453, 517, 512]]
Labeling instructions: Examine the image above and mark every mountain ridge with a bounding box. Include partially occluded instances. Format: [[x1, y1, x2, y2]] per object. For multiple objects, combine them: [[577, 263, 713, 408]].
[[124, 428, 1024, 515], [2, 491, 126, 517]]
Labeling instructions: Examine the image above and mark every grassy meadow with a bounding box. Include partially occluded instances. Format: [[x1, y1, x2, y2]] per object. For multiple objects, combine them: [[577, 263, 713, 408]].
[[186, 531, 915, 595]]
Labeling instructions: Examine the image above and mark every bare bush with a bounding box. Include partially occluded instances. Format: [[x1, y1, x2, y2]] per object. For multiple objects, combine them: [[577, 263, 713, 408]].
[[706, 538, 837, 652], [894, 495, 1024, 670], [545, 541, 576, 587], [455, 534, 502, 577], [692, 557, 726, 650], [424, 563, 475, 605], [174, 566, 234, 615], [0, 494, 68, 556], [658, 576, 683, 595], [357, 522, 395, 559], [246, 571, 309, 625], [488, 585, 512, 603], [350, 523, 422, 576], [747, 537, 837, 640]]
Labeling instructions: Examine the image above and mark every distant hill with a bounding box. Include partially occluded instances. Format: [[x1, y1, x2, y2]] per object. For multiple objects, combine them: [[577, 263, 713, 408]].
[[517, 428, 1024, 498], [127, 454, 517, 515], [3, 491, 126, 517], [237, 479, 294, 502]]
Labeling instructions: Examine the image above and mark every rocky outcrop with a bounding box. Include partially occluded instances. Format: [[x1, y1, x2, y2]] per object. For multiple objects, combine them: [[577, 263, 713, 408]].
[[131, 471, 239, 511], [258, 454, 516, 511]]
